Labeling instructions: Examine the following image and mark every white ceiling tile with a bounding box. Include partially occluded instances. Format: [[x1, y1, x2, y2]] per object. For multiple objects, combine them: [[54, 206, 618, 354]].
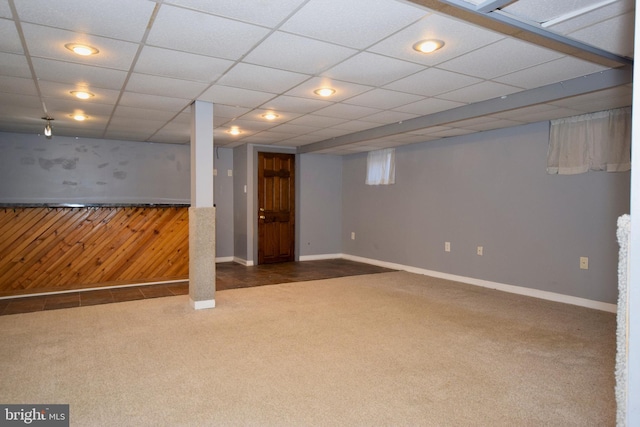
[[163, 0, 307, 27], [0, 51, 30, 77], [44, 97, 114, 118], [384, 68, 481, 97], [369, 13, 505, 66], [332, 120, 380, 132], [0, 18, 23, 53], [495, 56, 608, 89], [281, 0, 425, 49], [212, 105, 252, 119], [244, 31, 356, 74], [0, 93, 42, 112], [269, 123, 320, 135], [321, 52, 425, 86], [261, 95, 332, 114], [344, 88, 424, 110], [0, 75, 37, 96], [284, 77, 373, 101], [198, 85, 276, 107], [113, 106, 176, 122], [313, 103, 382, 120], [135, 46, 234, 83], [31, 58, 128, 90], [438, 81, 522, 104], [0, 1, 11, 18], [238, 109, 303, 125], [545, 0, 633, 34], [568, 12, 635, 57], [393, 97, 465, 115], [438, 38, 564, 79], [22, 23, 139, 70], [220, 118, 279, 133], [359, 110, 419, 124], [119, 92, 191, 112], [147, 5, 270, 60], [39, 81, 121, 105], [285, 115, 347, 128], [14, 0, 155, 42], [501, 0, 609, 24], [126, 73, 209, 99], [218, 63, 310, 94]]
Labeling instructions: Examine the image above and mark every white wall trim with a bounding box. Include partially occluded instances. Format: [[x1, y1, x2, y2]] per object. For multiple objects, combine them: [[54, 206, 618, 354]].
[[190, 298, 215, 310], [216, 256, 234, 263], [233, 257, 254, 266], [341, 254, 617, 313], [299, 253, 342, 261], [0, 279, 188, 300]]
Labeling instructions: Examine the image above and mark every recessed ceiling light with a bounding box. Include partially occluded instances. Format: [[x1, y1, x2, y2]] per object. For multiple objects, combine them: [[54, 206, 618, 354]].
[[413, 39, 444, 54], [262, 112, 279, 120], [65, 43, 99, 56], [71, 113, 88, 121], [314, 88, 336, 97], [228, 126, 241, 136], [70, 90, 94, 100]]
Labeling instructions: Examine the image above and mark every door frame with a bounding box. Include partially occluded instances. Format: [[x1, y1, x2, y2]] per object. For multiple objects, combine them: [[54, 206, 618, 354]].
[[249, 146, 298, 265]]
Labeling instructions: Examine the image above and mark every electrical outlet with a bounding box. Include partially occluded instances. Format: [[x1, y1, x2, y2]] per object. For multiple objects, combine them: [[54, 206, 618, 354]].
[[213, 169, 217, 176], [351, 232, 356, 240], [580, 257, 589, 270], [227, 169, 233, 177], [445, 242, 451, 252], [477, 246, 483, 256]]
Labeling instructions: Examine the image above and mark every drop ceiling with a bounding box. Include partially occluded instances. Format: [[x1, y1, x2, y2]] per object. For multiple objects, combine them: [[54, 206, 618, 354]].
[[0, 0, 633, 154]]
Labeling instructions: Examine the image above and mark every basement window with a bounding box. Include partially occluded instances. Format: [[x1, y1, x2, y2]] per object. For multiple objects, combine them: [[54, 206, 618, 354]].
[[366, 148, 395, 185]]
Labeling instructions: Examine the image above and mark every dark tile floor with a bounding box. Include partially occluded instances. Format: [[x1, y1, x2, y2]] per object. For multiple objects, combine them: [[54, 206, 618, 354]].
[[0, 259, 394, 316]]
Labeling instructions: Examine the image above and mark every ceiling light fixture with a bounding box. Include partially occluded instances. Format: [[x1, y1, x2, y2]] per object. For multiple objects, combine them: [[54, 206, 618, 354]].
[[42, 117, 54, 139], [65, 43, 99, 56], [228, 126, 241, 136], [314, 88, 336, 97], [413, 39, 445, 54], [71, 113, 88, 121], [262, 112, 279, 120], [70, 90, 94, 99]]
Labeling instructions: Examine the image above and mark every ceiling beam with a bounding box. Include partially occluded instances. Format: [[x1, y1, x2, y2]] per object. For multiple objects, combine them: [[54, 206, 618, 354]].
[[476, 0, 516, 13], [405, 0, 632, 68], [298, 66, 632, 154]]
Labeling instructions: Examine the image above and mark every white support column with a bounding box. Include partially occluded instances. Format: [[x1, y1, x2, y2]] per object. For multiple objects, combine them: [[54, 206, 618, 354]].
[[626, 4, 640, 423], [189, 100, 216, 309]]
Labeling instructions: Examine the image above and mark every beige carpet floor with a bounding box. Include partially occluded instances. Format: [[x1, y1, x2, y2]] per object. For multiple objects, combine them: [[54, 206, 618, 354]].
[[0, 271, 615, 426]]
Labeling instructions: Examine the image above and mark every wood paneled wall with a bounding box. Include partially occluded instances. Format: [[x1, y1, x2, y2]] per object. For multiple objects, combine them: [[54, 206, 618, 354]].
[[0, 206, 189, 297]]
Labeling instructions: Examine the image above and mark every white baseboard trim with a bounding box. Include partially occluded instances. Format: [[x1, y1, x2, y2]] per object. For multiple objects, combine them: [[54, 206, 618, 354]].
[[0, 278, 188, 301], [190, 298, 215, 310], [216, 256, 234, 263], [341, 254, 617, 313], [233, 257, 254, 266], [298, 253, 342, 261]]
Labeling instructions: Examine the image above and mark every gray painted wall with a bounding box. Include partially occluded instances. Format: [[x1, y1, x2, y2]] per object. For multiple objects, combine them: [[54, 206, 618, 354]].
[[342, 122, 630, 304], [213, 147, 233, 259], [0, 132, 189, 204], [299, 153, 342, 257], [0, 131, 235, 259]]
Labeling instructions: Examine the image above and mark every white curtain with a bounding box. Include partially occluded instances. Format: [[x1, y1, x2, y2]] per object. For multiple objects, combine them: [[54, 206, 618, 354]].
[[366, 148, 395, 185], [547, 107, 631, 175]]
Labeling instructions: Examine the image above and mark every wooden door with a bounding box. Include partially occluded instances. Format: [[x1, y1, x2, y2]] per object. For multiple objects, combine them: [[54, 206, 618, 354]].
[[257, 152, 295, 264]]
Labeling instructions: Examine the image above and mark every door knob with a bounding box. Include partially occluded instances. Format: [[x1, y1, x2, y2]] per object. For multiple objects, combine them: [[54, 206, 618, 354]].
[[259, 208, 265, 212], [259, 215, 266, 220]]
